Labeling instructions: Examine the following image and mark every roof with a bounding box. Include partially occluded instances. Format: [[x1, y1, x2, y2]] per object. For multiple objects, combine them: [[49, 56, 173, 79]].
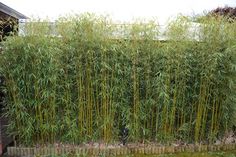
[[0, 2, 28, 19]]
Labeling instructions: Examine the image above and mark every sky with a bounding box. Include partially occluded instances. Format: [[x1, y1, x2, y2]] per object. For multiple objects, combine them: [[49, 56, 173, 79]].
[[1, 0, 236, 24]]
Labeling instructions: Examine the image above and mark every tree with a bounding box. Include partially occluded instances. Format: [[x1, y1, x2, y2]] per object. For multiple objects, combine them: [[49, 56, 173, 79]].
[[209, 6, 236, 21]]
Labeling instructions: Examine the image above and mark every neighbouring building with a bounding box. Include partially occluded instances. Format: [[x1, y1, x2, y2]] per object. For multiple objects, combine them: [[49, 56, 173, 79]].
[[0, 2, 28, 155]]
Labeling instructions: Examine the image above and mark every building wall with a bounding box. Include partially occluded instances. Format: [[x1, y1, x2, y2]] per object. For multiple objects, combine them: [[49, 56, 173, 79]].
[[0, 11, 16, 155], [0, 116, 11, 155]]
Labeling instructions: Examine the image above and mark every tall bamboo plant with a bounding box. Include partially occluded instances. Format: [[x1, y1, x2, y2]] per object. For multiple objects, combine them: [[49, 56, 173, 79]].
[[0, 14, 236, 146]]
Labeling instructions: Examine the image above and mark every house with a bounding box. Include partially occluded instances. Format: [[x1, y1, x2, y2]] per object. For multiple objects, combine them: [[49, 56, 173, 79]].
[[0, 2, 28, 155], [0, 2, 28, 40]]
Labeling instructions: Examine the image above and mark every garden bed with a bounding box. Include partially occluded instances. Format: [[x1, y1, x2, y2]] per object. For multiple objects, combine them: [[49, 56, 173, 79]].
[[2, 15, 236, 157], [7, 143, 236, 156]]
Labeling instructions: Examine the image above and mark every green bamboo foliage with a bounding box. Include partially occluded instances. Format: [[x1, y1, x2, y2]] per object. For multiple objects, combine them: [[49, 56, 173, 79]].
[[0, 14, 236, 146]]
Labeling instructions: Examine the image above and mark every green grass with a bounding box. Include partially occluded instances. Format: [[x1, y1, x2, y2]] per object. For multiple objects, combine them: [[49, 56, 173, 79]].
[[118, 151, 236, 157], [38, 151, 236, 157]]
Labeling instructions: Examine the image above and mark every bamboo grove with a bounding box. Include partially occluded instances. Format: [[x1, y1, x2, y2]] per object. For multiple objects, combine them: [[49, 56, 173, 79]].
[[1, 14, 236, 146]]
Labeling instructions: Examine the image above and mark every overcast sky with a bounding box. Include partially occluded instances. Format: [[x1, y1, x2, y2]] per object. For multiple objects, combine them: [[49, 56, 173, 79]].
[[2, 0, 236, 24]]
